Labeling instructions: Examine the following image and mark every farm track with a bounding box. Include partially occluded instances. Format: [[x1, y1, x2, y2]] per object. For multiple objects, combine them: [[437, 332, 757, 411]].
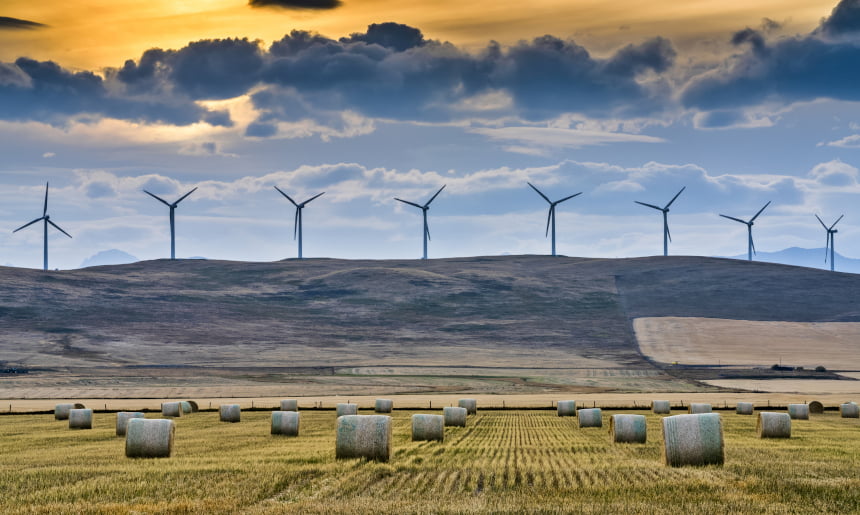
[[3, 409, 857, 513]]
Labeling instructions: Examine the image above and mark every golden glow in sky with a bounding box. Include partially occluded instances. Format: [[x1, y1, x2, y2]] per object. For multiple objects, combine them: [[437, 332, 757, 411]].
[[0, 0, 839, 69]]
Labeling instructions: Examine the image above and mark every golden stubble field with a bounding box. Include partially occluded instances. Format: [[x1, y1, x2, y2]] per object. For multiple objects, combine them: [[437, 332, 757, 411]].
[[1, 408, 859, 513]]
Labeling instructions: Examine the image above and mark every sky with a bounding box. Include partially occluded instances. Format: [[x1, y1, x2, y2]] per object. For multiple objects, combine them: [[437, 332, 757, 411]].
[[1, 0, 860, 269]]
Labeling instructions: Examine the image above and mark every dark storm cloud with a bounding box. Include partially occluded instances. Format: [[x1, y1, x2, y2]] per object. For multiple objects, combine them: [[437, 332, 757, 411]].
[[249, 0, 341, 10], [681, 1, 860, 123], [0, 57, 231, 126], [341, 22, 426, 51], [0, 16, 46, 30]]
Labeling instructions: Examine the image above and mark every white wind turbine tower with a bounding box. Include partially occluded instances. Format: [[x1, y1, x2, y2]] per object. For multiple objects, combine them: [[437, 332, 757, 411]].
[[634, 187, 685, 257], [527, 182, 581, 256], [719, 201, 771, 261], [816, 214, 844, 272], [395, 185, 446, 260], [13, 182, 71, 271], [274, 187, 324, 259]]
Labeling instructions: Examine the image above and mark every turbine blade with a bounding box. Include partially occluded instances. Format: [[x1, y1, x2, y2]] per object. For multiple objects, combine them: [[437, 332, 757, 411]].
[[815, 214, 828, 230], [545, 206, 553, 237], [528, 182, 551, 204], [424, 218, 431, 241], [174, 186, 197, 205], [293, 209, 299, 240], [395, 198, 423, 209], [43, 182, 49, 217], [750, 201, 770, 222], [751, 235, 757, 256], [424, 184, 446, 207], [48, 219, 72, 238], [13, 217, 43, 233], [665, 222, 672, 243], [825, 233, 830, 263], [144, 190, 171, 207], [302, 191, 325, 206], [635, 201, 662, 211], [719, 214, 747, 224], [555, 192, 582, 204], [664, 186, 686, 209], [831, 214, 844, 230], [274, 186, 298, 207]]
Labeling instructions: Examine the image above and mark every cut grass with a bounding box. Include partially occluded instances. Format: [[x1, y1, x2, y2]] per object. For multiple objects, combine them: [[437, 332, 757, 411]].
[[0, 410, 858, 513]]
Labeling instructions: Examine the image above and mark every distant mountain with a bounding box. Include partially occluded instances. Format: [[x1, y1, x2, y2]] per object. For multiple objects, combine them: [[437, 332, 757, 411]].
[[79, 249, 138, 268], [725, 247, 860, 274]]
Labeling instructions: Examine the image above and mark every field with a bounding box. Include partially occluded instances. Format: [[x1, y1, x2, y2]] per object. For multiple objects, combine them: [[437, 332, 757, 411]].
[[2, 408, 859, 513]]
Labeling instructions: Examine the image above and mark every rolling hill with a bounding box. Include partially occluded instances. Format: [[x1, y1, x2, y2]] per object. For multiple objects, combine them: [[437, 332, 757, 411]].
[[1, 255, 859, 397]]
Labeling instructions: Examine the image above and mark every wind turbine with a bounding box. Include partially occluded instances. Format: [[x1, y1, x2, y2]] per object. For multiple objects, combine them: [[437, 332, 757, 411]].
[[144, 187, 197, 260], [13, 182, 71, 271], [816, 214, 844, 272], [634, 187, 685, 257], [274, 187, 324, 259], [719, 201, 771, 261], [394, 185, 446, 260], [527, 182, 582, 257]]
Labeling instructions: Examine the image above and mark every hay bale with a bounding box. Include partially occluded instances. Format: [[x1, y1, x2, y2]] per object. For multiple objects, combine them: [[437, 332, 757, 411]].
[[808, 401, 824, 414], [412, 414, 444, 442], [651, 400, 671, 415], [126, 418, 174, 458], [757, 412, 791, 438], [610, 414, 647, 443], [336, 403, 358, 417], [161, 402, 183, 418], [74, 403, 86, 409], [375, 399, 393, 413], [116, 412, 145, 437], [335, 415, 391, 462], [458, 398, 477, 415], [688, 403, 712, 414], [577, 408, 602, 428], [788, 404, 809, 420], [271, 411, 300, 436], [220, 404, 241, 423], [69, 409, 93, 430], [186, 400, 199, 413], [279, 399, 298, 412], [840, 403, 859, 418], [736, 402, 754, 415], [180, 401, 193, 414], [443, 406, 467, 427], [557, 400, 576, 417], [54, 403, 74, 420], [661, 413, 724, 467]]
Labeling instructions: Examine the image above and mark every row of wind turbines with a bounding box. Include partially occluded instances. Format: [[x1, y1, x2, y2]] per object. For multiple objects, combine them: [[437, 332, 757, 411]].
[[11, 182, 846, 271]]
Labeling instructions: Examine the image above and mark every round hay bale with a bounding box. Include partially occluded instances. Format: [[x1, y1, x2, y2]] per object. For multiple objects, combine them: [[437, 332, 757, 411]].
[[116, 412, 145, 437], [443, 406, 467, 427], [375, 399, 393, 413], [651, 400, 671, 415], [74, 403, 86, 409], [69, 409, 93, 430], [186, 400, 199, 413], [161, 402, 183, 418], [840, 403, 859, 418], [54, 403, 74, 420], [279, 399, 298, 412], [180, 401, 193, 414], [661, 413, 724, 467], [271, 411, 300, 436], [557, 400, 576, 417], [757, 412, 791, 438], [688, 403, 712, 414], [808, 401, 824, 414], [736, 402, 754, 415], [335, 415, 391, 462], [412, 414, 444, 442], [220, 404, 241, 423], [458, 398, 477, 415], [788, 404, 809, 420], [577, 408, 602, 428], [610, 414, 647, 443], [126, 418, 174, 458], [336, 403, 358, 417]]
